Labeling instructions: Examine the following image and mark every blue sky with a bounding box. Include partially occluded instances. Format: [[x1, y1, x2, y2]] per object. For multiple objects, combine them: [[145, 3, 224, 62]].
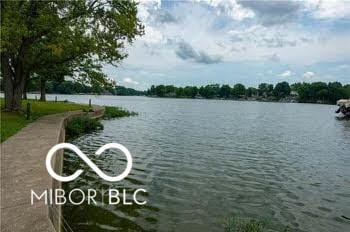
[[104, 0, 350, 90]]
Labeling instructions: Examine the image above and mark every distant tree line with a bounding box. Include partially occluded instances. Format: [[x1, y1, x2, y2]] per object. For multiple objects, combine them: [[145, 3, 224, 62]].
[[146, 82, 350, 104], [19, 80, 144, 96]]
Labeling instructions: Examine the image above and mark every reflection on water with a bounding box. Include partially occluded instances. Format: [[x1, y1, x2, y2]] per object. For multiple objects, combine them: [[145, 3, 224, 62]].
[[58, 95, 350, 232], [63, 136, 159, 232]]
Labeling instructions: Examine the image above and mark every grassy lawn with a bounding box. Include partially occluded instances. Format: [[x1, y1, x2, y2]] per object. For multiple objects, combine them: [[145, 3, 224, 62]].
[[1, 99, 87, 142]]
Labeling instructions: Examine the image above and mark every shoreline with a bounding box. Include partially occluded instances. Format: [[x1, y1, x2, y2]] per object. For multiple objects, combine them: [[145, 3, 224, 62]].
[[18, 92, 339, 106], [140, 95, 339, 106], [0, 106, 105, 232]]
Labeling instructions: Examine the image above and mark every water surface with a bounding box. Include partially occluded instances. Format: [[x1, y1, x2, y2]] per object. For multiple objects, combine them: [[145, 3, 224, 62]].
[[49, 95, 350, 232]]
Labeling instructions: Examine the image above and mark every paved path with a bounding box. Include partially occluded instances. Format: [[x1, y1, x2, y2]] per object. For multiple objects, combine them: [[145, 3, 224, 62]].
[[1, 106, 104, 232]]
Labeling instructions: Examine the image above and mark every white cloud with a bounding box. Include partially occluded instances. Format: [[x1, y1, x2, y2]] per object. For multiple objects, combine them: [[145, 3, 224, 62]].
[[122, 77, 139, 85], [108, 1, 350, 89], [303, 71, 315, 78], [141, 26, 165, 44], [199, 0, 255, 21], [137, 0, 161, 21], [305, 0, 350, 19], [279, 70, 292, 77]]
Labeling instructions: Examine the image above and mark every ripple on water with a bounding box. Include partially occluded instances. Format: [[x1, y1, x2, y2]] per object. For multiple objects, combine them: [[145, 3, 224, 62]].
[[61, 96, 350, 232]]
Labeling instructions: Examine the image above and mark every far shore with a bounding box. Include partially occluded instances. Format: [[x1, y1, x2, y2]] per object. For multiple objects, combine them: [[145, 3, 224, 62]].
[[14, 92, 340, 106]]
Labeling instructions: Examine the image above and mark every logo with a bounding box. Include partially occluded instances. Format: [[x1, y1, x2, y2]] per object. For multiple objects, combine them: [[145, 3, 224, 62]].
[[46, 143, 132, 182], [31, 143, 147, 206]]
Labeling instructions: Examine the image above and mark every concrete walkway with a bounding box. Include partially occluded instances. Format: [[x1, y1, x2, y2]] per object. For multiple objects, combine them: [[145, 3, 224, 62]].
[[1, 106, 104, 232]]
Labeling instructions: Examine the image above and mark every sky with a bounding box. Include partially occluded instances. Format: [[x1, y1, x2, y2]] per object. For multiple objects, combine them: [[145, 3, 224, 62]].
[[104, 0, 350, 90]]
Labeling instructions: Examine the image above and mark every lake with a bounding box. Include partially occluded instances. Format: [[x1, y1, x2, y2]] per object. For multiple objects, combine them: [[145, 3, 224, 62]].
[[44, 95, 350, 232]]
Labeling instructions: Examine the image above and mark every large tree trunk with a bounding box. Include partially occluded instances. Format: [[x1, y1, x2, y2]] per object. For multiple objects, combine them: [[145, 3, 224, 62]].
[[1, 38, 32, 111], [1, 54, 25, 111], [2, 75, 24, 111], [40, 77, 46, 101]]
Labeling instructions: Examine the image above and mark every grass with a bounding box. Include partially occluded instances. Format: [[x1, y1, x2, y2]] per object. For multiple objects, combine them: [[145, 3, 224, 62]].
[[1, 100, 138, 142], [65, 116, 103, 139], [224, 217, 266, 232], [1, 99, 87, 142], [224, 216, 291, 232], [103, 106, 137, 119], [65, 106, 138, 140]]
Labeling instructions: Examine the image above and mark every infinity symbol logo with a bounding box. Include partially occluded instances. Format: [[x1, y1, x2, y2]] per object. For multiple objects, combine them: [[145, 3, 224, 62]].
[[46, 143, 132, 182]]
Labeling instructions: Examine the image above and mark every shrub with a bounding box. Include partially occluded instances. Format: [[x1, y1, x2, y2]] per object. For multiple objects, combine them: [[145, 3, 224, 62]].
[[224, 217, 291, 232], [66, 116, 103, 139], [224, 217, 265, 232], [103, 106, 137, 119]]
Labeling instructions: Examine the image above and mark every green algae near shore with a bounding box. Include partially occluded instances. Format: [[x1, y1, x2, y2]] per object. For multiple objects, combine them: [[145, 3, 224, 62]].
[[65, 106, 137, 139], [103, 105, 138, 119]]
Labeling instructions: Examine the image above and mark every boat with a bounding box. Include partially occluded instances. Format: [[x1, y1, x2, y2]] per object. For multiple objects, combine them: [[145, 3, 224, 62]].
[[335, 99, 350, 119]]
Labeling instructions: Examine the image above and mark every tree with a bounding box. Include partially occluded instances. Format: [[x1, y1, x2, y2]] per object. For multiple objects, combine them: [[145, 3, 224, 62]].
[[246, 87, 258, 97], [155, 85, 166, 97], [232, 83, 246, 98], [219, 85, 231, 98], [311, 82, 328, 102], [199, 84, 220, 98], [273, 82, 291, 99], [258, 83, 273, 97], [35, 62, 72, 101], [344, 84, 350, 99], [175, 87, 184, 97], [114, 86, 144, 96], [327, 82, 344, 104], [1, 0, 144, 111], [183, 86, 198, 98]]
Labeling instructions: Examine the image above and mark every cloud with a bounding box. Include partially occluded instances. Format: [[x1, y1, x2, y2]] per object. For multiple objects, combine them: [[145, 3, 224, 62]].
[[336, 64, 350, 70], [264, 53, 280, 62], [261, 37, 297, 48], [155, 10, 178, 23], [237, 0, 302, 26], [279, 70, 292, 77], [305, 1, 350, 19], [302, 71, 315, 78], [197, 0, 254, 21], [112, 0, 350, 89], [175, 41, 222, 64], [140, 26, 165, 44], [122, 77, 139, 85]]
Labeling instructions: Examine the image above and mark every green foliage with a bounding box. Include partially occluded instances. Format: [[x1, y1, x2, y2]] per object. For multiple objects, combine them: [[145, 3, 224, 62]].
[[1, 0, 144, 110], [66, 116, 103, 139], [114, 86, 145, 96], [344, 85, 350, 98], [232, 84, 246, 98], [147, 81, 350, 104], [220, 85, 231, 98], [103, 106, 137, 119], [224, 217, 291, 232], [273, 82, 291, 99], [183, 86, 198, 98], [292, 81, 350, 104], [23, 79, 144, 96], [246, 87, 258, 97], [1, 99, 86, 141], [258, 83, 274, 98], [224, 217, 265, 232], [200, 84, 220, 98]]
